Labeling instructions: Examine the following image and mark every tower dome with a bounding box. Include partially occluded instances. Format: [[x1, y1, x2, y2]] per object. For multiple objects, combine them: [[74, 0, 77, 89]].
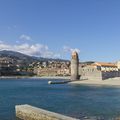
[[72, 51, 78, 59]]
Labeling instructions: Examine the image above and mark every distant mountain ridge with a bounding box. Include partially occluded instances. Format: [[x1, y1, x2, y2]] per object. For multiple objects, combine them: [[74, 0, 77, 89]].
[[0, 50, 69, 64]]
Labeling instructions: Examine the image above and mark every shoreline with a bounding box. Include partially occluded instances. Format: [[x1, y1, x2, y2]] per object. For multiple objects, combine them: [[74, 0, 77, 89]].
[[0, 76, 70, 80], [33, 76, 70, 80], [70, 77, 120, 87]]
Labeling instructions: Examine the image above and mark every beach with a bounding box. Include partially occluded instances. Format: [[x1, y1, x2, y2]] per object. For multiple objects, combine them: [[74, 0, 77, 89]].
[[70, 77, 120, 87]]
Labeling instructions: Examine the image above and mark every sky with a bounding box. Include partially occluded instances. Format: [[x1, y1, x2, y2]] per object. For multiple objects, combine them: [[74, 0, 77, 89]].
[[0, 0, 120, 62]]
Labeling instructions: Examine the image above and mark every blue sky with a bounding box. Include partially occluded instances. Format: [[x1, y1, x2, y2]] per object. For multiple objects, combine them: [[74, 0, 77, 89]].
[[0, 0, 120, 62]]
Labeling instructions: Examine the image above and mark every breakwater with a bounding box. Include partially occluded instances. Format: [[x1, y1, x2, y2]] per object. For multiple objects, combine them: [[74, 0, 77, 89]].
[[16, 104, 78, 120]]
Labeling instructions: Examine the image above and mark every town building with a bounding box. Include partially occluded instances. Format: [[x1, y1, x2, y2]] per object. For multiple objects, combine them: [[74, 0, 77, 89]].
[[79, 62, 120, 80], [0, 57, 17, 76], [34, 61, 70, 76], [70, 51, 120, 80]]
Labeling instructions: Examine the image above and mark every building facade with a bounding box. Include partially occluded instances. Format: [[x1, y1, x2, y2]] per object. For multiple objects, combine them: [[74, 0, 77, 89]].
[[79, 62, 120, 80], [34, 61, 70, 76], [70, 51, 120, 80], [0, 57, 17, 76]]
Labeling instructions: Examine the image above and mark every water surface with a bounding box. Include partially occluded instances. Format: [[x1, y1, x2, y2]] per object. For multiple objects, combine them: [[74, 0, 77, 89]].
[[0, 78, 120, 120]]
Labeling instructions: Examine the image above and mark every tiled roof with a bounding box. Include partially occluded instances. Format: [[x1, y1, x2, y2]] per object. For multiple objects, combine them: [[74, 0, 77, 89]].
[[92, 62, 117, 67]]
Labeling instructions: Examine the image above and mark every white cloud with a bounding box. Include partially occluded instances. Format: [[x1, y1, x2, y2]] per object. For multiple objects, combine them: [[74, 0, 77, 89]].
[[19, 34, 32, 41], [0, 43, 60, 58], [63, 46, 80, 53], [0, 43, 11, 50]]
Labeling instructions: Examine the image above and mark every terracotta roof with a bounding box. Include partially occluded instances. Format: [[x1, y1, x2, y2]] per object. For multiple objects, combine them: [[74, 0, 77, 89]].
[[92, 62, 117, 67]]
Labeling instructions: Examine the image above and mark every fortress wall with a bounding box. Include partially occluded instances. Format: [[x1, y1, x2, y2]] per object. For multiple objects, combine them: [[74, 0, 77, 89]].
[[79, 65, 120, 80], [102, 71, 120, 80], [15, 104, 78, 120], [79, 67, 102, 80]]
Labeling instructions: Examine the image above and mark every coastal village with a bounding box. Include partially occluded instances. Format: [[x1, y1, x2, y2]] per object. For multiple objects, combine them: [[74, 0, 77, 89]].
[[0, 55, 71, 76], [1, 50, 120, 81]]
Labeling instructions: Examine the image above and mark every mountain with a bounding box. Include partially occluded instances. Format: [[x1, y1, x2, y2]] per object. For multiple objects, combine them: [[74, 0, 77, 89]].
[[0, 50, 33, 59], [0, 50, 69, 65]]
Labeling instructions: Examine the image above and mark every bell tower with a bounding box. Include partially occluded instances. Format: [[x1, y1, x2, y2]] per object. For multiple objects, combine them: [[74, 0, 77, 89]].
[[71, 51, 79, 80]]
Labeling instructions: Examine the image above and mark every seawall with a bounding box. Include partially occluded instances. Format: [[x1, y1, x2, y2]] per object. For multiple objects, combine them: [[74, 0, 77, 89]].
[[15, 104, 79, 120]]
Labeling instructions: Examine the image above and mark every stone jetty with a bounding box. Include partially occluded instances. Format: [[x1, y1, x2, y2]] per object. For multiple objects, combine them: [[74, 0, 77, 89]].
[[15, 104, 79, 120]]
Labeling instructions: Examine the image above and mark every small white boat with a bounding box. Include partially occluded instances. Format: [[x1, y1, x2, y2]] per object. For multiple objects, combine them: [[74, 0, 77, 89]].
[[48, 81, 52, 84], [48, 80, 71, 84]]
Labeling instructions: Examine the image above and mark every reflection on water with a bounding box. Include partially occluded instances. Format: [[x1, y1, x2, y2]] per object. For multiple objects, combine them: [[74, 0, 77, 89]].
[[0, 78, 120, 119]]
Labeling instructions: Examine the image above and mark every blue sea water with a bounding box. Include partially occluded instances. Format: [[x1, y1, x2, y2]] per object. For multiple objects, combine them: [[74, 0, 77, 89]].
[[0, 78, 120, 120]]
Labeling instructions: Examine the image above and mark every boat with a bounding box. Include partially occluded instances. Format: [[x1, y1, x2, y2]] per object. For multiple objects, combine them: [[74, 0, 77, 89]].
[[48, 80, 71, 84]]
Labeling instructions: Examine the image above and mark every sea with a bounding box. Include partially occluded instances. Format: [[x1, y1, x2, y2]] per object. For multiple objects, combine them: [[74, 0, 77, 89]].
[[0, 78, 120, 120]]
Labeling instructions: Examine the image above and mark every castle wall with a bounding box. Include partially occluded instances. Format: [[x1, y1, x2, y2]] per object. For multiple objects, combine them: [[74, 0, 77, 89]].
[[79, 66, 120, 80], [71, 52, 120, 81], [79, 66, 102, 80], [102, 71, 120, 80]]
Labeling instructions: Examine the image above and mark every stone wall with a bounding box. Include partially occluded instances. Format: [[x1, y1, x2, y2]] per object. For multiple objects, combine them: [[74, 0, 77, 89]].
[[79, 66, 102, 80], [35, 68, 58, 76], [15, 104, 78, 120], [71, 59, 79, 80], [102, 71, 120, 80], [79, 66, 120, 80]]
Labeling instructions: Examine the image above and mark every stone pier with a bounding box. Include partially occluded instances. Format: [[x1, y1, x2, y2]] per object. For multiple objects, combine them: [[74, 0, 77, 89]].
[[15, 104, 79, 120]]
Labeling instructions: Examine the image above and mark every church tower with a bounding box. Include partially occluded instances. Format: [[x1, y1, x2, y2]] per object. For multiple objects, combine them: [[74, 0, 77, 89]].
[[71, 51, 79, 80]]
